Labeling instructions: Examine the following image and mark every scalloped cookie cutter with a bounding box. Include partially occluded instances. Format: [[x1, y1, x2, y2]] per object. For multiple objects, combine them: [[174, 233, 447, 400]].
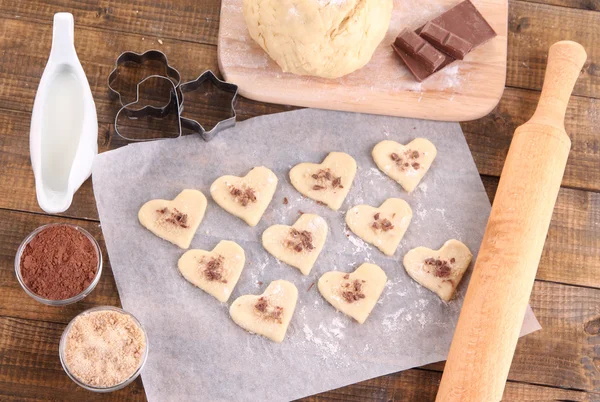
[[108, 50, 238, 142]]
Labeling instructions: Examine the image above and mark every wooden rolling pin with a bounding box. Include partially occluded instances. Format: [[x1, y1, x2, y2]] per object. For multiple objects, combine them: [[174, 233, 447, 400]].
[[435, 40, 587, 402]]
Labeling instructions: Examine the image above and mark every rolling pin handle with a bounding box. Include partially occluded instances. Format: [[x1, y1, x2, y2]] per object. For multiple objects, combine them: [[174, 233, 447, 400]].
[[530, 41, 587, 129]]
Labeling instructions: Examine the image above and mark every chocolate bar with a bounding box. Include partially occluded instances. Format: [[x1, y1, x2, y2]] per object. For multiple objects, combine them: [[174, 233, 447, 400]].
[[420, 22, 473, 60], [393, 29, 446, 73], [392, 0, 497, 82], [426, 0, 496, 48]]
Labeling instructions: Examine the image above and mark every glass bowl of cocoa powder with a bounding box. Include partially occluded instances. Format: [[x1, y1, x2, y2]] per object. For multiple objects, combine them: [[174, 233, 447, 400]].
[[14, 223, 103, 306], [59, 306, 148, 392]]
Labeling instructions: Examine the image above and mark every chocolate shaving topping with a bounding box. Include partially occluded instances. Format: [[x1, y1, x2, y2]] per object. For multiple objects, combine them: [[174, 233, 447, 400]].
[[283, 197, 289, 205], [202, 255, 227, 283], [311, 169, 343, 191], [285, 228, 315, 252], [390, 149, 422, 172], [254, 297, 284, 323], [316, 201, 328, 207], [161, 207, 189, 228], [372, 213, 395, 232], [230, 185, 257, 207], [341, 279, 366, 303], [424, 257, 453, 278]]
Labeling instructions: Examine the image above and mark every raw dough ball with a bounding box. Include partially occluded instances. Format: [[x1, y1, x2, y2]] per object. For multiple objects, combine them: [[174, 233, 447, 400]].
[[345, 198, 413, 256], [178, 240, 246, 302], [210, 166, 278, 227], [230, 280, 298, 343], [373, 138, 437, 192], [138, 189, 207, 249], [318, 263, 387, 324], [403, 239, 472, 301], [289, 152, 357, 210], [262, 213, 328, 275], [243, 0, 393, 78]]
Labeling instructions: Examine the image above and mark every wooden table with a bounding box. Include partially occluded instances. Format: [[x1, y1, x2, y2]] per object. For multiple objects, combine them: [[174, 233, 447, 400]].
[[0, 1, 598, 401]]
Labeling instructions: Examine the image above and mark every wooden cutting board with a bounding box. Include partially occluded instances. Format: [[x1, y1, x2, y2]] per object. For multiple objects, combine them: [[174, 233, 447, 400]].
[[217, 0, 507, 121]]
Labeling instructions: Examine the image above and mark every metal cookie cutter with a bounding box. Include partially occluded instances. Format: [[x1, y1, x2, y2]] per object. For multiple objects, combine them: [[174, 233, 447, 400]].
[[113, 75, 182, 141], [179, 71, 239, 142], [108, 50, 181, 108]]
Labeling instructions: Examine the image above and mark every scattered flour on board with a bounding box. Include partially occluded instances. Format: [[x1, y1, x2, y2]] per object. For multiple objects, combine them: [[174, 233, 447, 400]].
[[302, 324, 348, 367], [382, 308, 407, 332], [435, 208, 462, 239]]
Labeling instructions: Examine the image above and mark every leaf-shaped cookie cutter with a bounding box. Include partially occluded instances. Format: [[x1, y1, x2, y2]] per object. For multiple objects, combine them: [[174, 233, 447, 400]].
[[113, 75, 182, 141]]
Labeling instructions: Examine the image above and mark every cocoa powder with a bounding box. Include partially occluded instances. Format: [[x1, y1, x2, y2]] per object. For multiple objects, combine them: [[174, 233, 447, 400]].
[[19, 225, 99, 300]]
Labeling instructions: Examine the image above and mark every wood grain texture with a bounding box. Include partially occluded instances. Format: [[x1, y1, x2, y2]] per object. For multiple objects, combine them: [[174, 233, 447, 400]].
[[463, 88, 600, 192], [218, 0, 507, 121], [437, 41, 587, 401], [2, 281, 600, 400], [0, 317, 146, 401], [508, 1, 600, 98], [1, 209, 599, 393], [0, 0, 599, 400]]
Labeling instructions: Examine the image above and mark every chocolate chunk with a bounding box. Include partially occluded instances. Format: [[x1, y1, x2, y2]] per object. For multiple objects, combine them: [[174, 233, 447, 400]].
[[428, 0, 496, 49], [420, 22, 473, 60], [394, 29, 446, 72], [392, 0, 497, 81], [392, 40, 453, 82]]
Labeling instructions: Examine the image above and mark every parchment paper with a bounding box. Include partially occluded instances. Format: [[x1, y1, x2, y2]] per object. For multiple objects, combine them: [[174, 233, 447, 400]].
[[92, 109, 540, 402]]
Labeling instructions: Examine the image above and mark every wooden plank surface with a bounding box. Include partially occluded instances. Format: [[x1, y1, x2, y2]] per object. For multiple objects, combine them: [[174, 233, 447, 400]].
[[217, 0, 507, 121], [0, 0, 599, 400]]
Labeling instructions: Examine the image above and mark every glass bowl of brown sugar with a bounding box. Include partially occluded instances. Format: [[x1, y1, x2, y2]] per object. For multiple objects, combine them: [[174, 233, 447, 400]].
[[14, 223, 103, 306], [59, 306, 149, 392]]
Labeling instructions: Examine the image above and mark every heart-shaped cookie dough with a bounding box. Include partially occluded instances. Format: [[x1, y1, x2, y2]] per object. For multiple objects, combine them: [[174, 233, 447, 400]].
[[403, 239, 472, 301], [178, 240, 246, 302], [318, 263, 387, 324], [345, 198, 413, 256], [229, 280, 298, 343], [138, 189, 207, 249], [210, 166, 278, 227], [262, 213, 328, 275], [289, 152, 357, 210], [372, 138, 437, 192]]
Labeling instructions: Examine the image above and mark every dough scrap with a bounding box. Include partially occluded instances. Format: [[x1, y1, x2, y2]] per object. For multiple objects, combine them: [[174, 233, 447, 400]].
[[138, 189, 207, 249], [289, 152, 357, 210], [178, 240, 246, 302], [318, 263, 387, 324], [210, 166, 278, 227], [243, 0, 393, 79], [403, 239, 472, 301], [373, 139, 437, 192], [345, 198, 413, 256], [262, 213, 328, 275], [229, 280, 298, 343]]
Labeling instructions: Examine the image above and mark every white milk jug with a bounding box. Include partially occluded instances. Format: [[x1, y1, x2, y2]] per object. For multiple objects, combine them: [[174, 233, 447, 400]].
[[30, 13, 98, 214]]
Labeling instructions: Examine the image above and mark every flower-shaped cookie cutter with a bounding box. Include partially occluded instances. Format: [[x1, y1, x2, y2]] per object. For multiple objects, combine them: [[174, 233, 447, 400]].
[[108, 50, 181, 108], [179, 71, 239, 142], [113, 75, 182, 141], [108, 50, 239, 142]]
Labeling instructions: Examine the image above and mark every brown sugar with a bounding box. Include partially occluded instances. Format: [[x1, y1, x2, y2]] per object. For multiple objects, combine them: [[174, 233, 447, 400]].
[[63, 310, 146, 388], [19, 225, 99, 300]]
